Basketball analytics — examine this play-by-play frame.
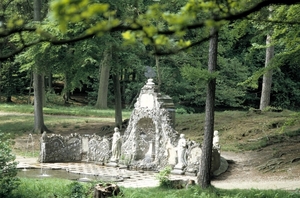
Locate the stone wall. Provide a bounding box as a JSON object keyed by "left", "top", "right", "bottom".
{"left": 40, "top": 132, "right": 111, "bottom": 163}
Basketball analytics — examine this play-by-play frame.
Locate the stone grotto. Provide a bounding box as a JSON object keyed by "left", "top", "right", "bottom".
{"left": 39, "top": 78, "right": 227, "bottom": 176}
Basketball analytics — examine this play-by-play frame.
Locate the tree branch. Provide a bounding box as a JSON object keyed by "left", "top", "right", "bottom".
{"left": 155, "top": 36, "right": 211, "bottom": 56}
{"left": 1, "top": 0, "right": 300, "bottom": 60}
{"left": 0, "top": 27, "right": 36, "bottom": 37}
{"left": 157, "top": 0, "right": 300, "bottom": 35}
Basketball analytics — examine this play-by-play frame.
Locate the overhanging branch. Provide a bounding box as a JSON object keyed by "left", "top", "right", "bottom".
{"left": 1, "top": 0, "right": 300, "bottom": 60}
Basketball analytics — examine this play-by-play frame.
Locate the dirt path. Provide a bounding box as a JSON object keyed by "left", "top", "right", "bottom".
{"left": 211, "top": 151, "right": 300, "bottom": 190}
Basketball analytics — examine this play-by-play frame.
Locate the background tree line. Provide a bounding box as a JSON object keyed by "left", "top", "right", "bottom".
{"left": 1, "top": 2, "right": 300, "bottom": 111}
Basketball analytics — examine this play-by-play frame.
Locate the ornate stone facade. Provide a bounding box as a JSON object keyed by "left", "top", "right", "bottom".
{"left": 40, "top": 133, "right": 110, "bottom": 164}
{"left": 39, "top": 79, "right": 224, "bottom": 175}
{"left": 120, "top": 79, "right": 178, "bottom": 170}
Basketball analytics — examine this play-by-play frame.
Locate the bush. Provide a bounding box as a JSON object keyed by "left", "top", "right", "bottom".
{"left": 68, "top": 181, "right": 87, "bottom": 198}
{"left": 176, "top": 108, "right": 188, "bottom": 114}
{"left": 156, "top": 166, "right": 172, "bottom": 188}
{"left": 0, "top": 133, "right": 20, "bottom": 197}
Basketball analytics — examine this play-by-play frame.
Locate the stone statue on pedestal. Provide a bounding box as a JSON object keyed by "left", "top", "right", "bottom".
{"left": 111, "top": 127, "right": 122, "bottom": 162}
{"left": 175, "top": 134, "right": 187, "bottom": 169}
{"left": 213, "top": 130, "right": 220, "bottom": 152}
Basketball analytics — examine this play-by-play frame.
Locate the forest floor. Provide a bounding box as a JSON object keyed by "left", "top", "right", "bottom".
{"left": 3, "top": 95, "right": 300, "bottom": 190}
{"left": 11, "top": 113, "right": 300, "bottom": 191}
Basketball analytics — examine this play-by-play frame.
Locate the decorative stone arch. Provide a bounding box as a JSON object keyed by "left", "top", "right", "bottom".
{"left": 120, "top": 79, "right": 178, "bottom": 169}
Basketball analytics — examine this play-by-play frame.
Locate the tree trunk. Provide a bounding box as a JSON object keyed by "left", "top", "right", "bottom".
{"left": 198, "top": 28, "right": 218, "bottom": 189}
{"left": 155, "top": 55, "right": 161, "bottom": 92}
{"left": 28, "top": 70, "right": 33, "bottom": 104}
{"left": 0, "top": 62, "right": 2, "bottom": 102}
{"left": 63, "top": 72, "right": 70, "bottom": 103}
{"left": 121, "top": 69, "right": 128, "bottom": 106}
{"left": 34, "top": 0, "right": 41, "bottom": 20}
{"left": 95, "top": 46, "right": 112, "bottom": 109}
{"left": 42, "top": 74, "right": 45, "bottom": 106}
{"left": 259, "top": 34, "right": 274, "bottom": 110}
{"left": 6, "top": 65, "right": 12, "bottom": 103}
{"left": 33, "top": 0, "right": 48, "bottom": 133}
{"left": 113, "top": 73, "right": 122, "bottom": 129}
{"left": 48, "top": 73, "right": 53, "bottom": 92}
{"left": 33, "top": 72, "right": 49, "bottom": 133}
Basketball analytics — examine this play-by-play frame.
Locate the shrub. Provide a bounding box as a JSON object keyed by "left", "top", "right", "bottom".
{"left": 0, "top": 133, "right": 20, "bottom": 197}
{"left": 68, "top": 181, "right": 86, "bottom": 198}
{"left": 176, "top": 108, "right": 188, "bottom": 114}
{"left": 156, "top": 166, "right": 172, "bottom": 188}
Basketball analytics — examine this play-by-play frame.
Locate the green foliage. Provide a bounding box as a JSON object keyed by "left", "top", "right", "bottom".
{"left": 122, "top": 185, "right": 298, "bottom": 198}
{"left": 11, "top": 178, "right": 74, "bottom": 198}
{"left": 68, "top": 181, "right": 87, "bottom": 198}
{"left": 181, "top": 64, "right": 219, "bottom": 83}
{"left": 0, "top": 133, "right": 20, "bottom": 197}
{"left": 176, "top": 107, "right": 188, "bottom": 114}
{"left": 262, "top": 106, "right": 283, "bottom": 112}
{"left": 45, "top": 91, "right": 66, "bottom": 106}
{"left": 0, "top": 61, "right": 30, "bottom": 101}
{"left": 156, "top": 166, "right": 172, "bottom": 187}
{"left": 281, "top": 112, "right": 300, "bottom": 133}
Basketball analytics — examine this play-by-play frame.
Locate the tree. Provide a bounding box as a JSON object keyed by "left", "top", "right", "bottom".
{"left": 33, "top": 0, "right": 49, "bottom": 133}
{"left": 113, "top": 72, "right": 122, "bottom": 128}
{"left": 259, "top": 33, "right": 274, "bottom": 110}
{"left": 95, "top": 43, "right": 112, "bottom": 109}
{"left": 1, "top": 0, "right": 299, "bottom": 61}
{"left": 259, "top": 7, "right": 274, "bottom": 110}
{"left": 198, "top": 28, "right": 218, "bottom": 188}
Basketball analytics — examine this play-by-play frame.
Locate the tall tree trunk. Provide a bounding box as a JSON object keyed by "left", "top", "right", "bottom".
{"left": 95, "top": 46, "right": 112, "bottom": 109}
{"left": 121, "top": 69, "right": 129, "bottom": 107}
{"left": 113, "top": 73, "right": 122, "bottom": 129}
{"left": 6, "top": 65, "right": 12, "bottom": 103}
{"left": 28, "top": 70, "right": 33, "bottom": 104}
{"left": 42, "top": 74, "right": 45, "bottom": 106}
{"left": 33, "top": 73, "right": 48, "bottom": 133}
{"left": 33, "top": 0, "right": 48, "bottom": 133}
{"left": 0, "top": 62, "right": 2, "bottom": 102}
{"left": 63, "top": 72, "right": 70, "bottom": 103}
{"left": 48, "top": 73, "right": 53, "bottom": 92}
{"left": 155, "top": 55, "right": 161, "bottom": 92}
{"left": 259, "top": 33, "right": 274, "bottom": 110}
{"left": 198, "top": 28, "right": 218, "bottom": 189}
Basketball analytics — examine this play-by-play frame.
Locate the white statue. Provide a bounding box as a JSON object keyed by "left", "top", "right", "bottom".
{"left": 213, "top": 130, "right": 220, "bottom": 151}
{"left": 111, "top": 127, "right": 122, "bottom": 161}
{"left": 175, "top": 134, "right": 187, "bottom": 169}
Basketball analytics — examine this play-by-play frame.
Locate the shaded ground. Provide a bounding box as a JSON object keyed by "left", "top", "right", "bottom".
{"left": 11, "top": 117, "right": 300, "bottom": 190}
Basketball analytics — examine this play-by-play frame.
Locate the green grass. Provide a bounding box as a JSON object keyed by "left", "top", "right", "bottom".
{"left": 1, "top": 103, "right": 300, "bottom": 152}
{"left": 176, "top": 109, "right": 300, "bottom": 152}
{"left": 0, "top": 104, "right": 131, "bottom": 137}
{"left": 0, "top": 115, "right": 34, "bottom": 136}
{"left": 0, "top": 114, "right": 115, "bottom": 137}
{"left": 11, "top": 178, "right": 75, "bottom": 198}
{"left": 0, "top": 103, "right": 132, "bottom": 117}
{"left": 10, "top": 178, "right": 300, "bottom": 198}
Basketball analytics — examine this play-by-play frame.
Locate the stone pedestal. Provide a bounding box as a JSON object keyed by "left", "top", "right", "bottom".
{"left": 106, "top": 160, "right": 119, "bottom": 167}
{"left": 171, "top": 167, "right": 185, "bottom": 175}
